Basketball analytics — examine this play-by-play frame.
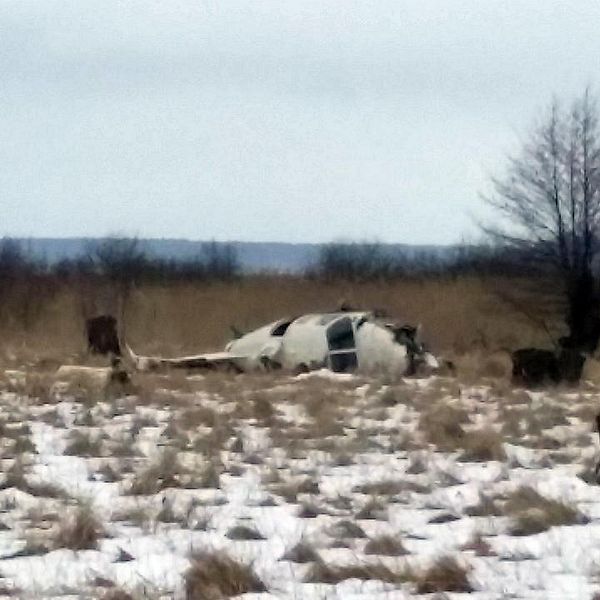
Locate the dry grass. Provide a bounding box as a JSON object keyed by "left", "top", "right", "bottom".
{"left": 354, "top": 479, "right": 430, "bottom": 496}
{"left": 0, "top": 275, "right": 554, "bottom": 364}
{"left": 459, "top": 428, "right": 506, "bottom": 462}
{"left": 418, "top": 403, "right": 469, "bottom": 452}
{"left": 327, "top": 519, "right": 367, "bottom": 539}
{"left": 184, "top": 551, "right": 266, "bottom": 598}
{"left": 503, "top": 486, "right": 587, "bottom": 535}
{"left": 0, "top": 459, "right": 67, "bottom": 498}
{"left": 306, "top": 558, "right": 412, "bottom": 585}
{"left": 53, "top": 503, "right": 106, "bottom": 550}
{"left": 64, "top": 430, "right": 103, "bottom": 457}
{"left": 355, "top": 497, "right": 387, "bottom": 520}
{"left": 364, "top": 535, "right": 408, "bottom": 556}
{"left": 270, "top": 476, "right": 320, "bottom": 503}
{"left": 282, "top": 540, "right": 320, "bottom": 563}
{"left": 413, "top": 556, "right": 472, "bottom": 594}
{"left": 127, "top": 450, "right": 183, "bottom": 495}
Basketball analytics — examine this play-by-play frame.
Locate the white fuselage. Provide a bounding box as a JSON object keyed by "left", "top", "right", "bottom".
{"left": 226, "top": 312, "right": 419, "bottom": 376}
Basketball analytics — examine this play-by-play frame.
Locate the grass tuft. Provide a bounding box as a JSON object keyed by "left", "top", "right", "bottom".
{"left": 53, "top": 503, "right": 106, "bottom": 551}
{"left": 504, "top": 486, "right": 587, "bottom": 535}
{"left": 414, "top": 556, "right": 472, "bottom": 594}
{"left": 364, "top": 535, "right": 408, "bottom": 556}
{"left": 184, "top": 551, "right": 266, "bottom": 598}
{"left": 306, "top": 558, "right": 411, "bottom": 585}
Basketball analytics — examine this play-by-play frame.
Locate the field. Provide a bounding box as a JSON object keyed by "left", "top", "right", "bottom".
{"left": 1, "top": 363, "right": 600, "bottom": 599}
{"left": 0, "top": 275, "right": 558, "bottom": 365}
{"left": 2, "top": 275, "right": 598, "bottom": 599}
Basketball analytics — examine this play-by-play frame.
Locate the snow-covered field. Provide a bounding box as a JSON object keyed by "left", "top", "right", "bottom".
{"left": 1, "top": 367, "right": 600, "bottom": 599}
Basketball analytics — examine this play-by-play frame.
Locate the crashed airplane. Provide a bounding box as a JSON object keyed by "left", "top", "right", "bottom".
{"left": 126, "top": 311, "right": 438, "bottom": 376}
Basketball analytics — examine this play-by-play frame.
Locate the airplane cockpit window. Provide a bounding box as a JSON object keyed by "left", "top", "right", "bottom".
{"left": 327, "top": 317, "right": 356, "bottom": 350}
{"left": 326, "top": 317, "right": 358, "bottom": 372}
{"left": 271, "top": 319, "right": 295, "bottom": 337}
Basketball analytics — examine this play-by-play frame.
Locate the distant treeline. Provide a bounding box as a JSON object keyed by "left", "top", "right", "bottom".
{"left": 0, "top": 236, "right": 534, "bottom": 285}
{"left": 0, "top": 237, "right": 241, "bottom": 283}
{"left": 307, "top": 241, "right": 537, "bottom": 281}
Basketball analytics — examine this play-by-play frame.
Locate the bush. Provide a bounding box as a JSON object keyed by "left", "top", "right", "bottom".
{"left": 505, "top": 486, "right": 588, "bottom": 535}
{"left": 414, "top": 556, "right": 472, "bottom": 594}
{"left": 53, "top": 504, "right": 106, "bottom": 550}
{"left": 184, "top": 551, "right": 266, "bottom": 598}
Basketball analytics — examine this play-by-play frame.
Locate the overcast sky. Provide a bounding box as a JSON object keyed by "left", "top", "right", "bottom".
{"left": 1, "top": 1, "right": 599, "bottom": 244}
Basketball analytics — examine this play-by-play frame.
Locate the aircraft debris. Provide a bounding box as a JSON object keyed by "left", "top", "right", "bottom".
{"left": 125, "top": 311, "right": 438, "bottom": 377}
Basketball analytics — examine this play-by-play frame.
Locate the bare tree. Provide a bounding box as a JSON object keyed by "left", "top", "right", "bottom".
{"left": 85, "top": 236, "right": 148, "bottom": 332}
{"left": 486, "top": 88, "right": 600, "bottom": 351}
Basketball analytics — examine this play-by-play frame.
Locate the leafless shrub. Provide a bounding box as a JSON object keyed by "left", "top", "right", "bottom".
{"left": 53, "top": 503, "right": 106, "bottom": 550}
{"left": 184, "top": 551, "right": 266, "bottom": 598}
{"left": 364, "top": 535, "right": 408, "bottom": 556}
{"left": 504, "top": 486, "right": 587, "bottom": 535}
{"left": 414, "top": 556, "right": 472, "bottom": 593}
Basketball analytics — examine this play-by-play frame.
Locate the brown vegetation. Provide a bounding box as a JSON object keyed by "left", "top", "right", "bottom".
{"left": 53, "top": 504, "right": 106, "bottom": 550}
{"left": 306, "top": 559, "right": 411, "bottom": 585}
{"left": 414, "top": 556, "right": 472, "bottom": 593}
{"left": 184, "top": 551, "right": 266, "bottom": 598}
{"left": 0, "top": 275, "right": 556, "bottom": 365}
{"left": 503, "top": 486, "right": 587, "bottom": 535}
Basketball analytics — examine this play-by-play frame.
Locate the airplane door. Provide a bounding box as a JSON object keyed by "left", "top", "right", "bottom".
{"left": 326, "top": 317, "right": 358, "bottom": 372}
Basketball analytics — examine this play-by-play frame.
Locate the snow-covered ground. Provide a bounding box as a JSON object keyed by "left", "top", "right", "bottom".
{"left": 1, "top": 368, "right": 600, "bottom": 599}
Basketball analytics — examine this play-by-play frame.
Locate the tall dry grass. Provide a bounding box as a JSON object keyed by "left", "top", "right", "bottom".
{"left": 0, "top": 275, "right": 558, "bottom": 364}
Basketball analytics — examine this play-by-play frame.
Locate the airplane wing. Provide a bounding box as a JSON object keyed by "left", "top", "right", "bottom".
{"left": 124, "top": 345, "right": 247, "bottom": 372}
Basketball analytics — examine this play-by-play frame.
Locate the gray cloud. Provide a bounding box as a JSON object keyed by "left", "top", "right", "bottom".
{"left": 1, "top": 1, "right": 600, "bottom": 243}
